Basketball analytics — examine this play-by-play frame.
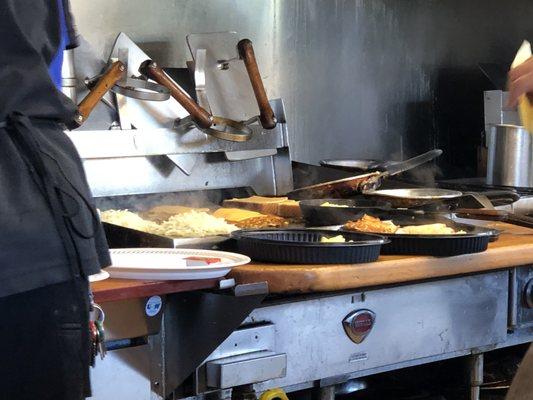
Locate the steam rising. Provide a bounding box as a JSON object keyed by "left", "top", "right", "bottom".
{"left": 94, "top": 188, "right": 252, "bottom": 214}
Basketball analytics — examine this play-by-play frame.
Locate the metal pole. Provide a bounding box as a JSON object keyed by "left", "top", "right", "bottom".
{"left": 319, "top": 386, "right": 336, "bottom": 400}
{"left": 469, "top": 353, "right": 484, "bottom": 400}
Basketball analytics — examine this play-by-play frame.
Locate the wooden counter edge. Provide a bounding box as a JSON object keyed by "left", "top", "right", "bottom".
{"left": 229, "top": 241, "right": 533, "bottom": 294}
{"left": 91, "top": 278, "right": 219, "bottom": 303}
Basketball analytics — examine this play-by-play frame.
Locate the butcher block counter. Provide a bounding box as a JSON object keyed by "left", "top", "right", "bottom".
{"left": 91, "top": 278, "right": 219, "bottom": 303}
{"left": 91, "top": 222, "right": 533, "bottom": 301}
{"left": 229, "top": 222, "right": 533, "bottom": 294}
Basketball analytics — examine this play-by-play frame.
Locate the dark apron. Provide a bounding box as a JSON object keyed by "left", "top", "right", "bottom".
{"left": 0, "top": 113, "right": 105, "bottom": 398}
{"left": 0, "top": 113, "right": 110, "bottom": 297}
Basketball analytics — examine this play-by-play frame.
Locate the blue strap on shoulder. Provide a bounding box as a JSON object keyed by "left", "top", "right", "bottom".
{"left": 48, "top": 0, "right": 68, "bottom": 89}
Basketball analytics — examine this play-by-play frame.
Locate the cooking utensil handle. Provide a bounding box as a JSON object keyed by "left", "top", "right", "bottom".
{"left": 237, "top": 39, "right": 277, "bottom": 130}
{"left": 455, "top": 208, "right": 533, "bottom": 229}
{"left": 454, "top": 208, "right": 507, "bottom": 221}
{"left": 76, "top": 61, "right": 125, "bottom": 125}
{"left": 385, "top": 149, "right": 443, "bottom": 176}
{"left": 505, "top": 213, "right": 533, "bottom": 229}
{"left": 139, "top": 60, "right": 213, "bottom": 129}
{"left": 476, "top": 190, "right": 521, "bottom": 206}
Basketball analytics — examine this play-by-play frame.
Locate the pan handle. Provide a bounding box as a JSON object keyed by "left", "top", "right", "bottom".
{"left": 454, "top": 208, "right": 507, "bottom": 221}
{"left": 384, "top": 149, "right": 443, "bottom": 177}
{"left": 76, "top": 61, "right": 125, "bottom": 126}
{"left": 505, "top": 213, "right": 533, "bottom": 230}
{"left": 139, "top": 60, "right": 213, "bottom": 129}
{"left": 475, "top": 190, "right": 521, "bottom": 206}
{"left": 237, "top": 39, "right": 277, "bottom": 130}
{"left": 455, "top": 208, "right": 533, "bottom": 229}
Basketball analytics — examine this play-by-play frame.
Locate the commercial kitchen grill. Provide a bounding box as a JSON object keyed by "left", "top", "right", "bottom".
{"left": 67, "top": 34, "right": 533, "bottom": 400}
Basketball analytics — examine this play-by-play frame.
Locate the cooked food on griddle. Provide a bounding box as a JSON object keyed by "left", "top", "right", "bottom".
{"left": 141, "top": 205, "right": 210, "bottom": 223}
{"left": 222, "top": 196, "right": 289, "bottom": 214}
{"left": 344, "top": 214, "right": 466, "bottom": 235}
{"left": 100, "top": 209, "right": 163, "bottom": 235}
{"left": 100, "top": 209, "right": 237, "bottom": 238}
{"left": 234, "top": 215, "right": 289, "bottom": 229}
{"left": 212, "top": 208, "right": 263, "bottom": 222}
{"left": 344, "top": 214, "right": 398, "bottom": 234}
{"left": 222, "top": 196, "right": 302, "bottom": 218}
{"left": 156, "top": 210, "right": 238, "bottom": 238}
{"left": 320, "top": 202, "right": 349, "bottom": 208}
{"left": 212, "top": 208, "right": 289, "bottom": 229}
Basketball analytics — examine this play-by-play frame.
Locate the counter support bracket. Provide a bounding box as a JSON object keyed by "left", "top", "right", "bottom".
{"left": 156, "top": 287, "right": 268, "bottom": 398}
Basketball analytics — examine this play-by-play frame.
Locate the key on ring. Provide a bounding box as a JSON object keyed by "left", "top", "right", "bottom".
{"left": 91, "top": 303, "right": 107, "bottom": 360}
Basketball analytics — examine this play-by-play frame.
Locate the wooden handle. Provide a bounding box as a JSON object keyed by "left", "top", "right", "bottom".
{"left": 139, "top": 60, "right": 213, "bottom": 129}
{"left": 454, "top": 209, "right": 506, "bottom": 220}
{"left": 237, "top": 39, "right": 276, "bottom": 129}
{"left": 77, "top": 61, "right": 125, "bottom": 125}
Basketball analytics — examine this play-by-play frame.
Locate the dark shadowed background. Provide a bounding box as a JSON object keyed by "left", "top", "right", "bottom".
{"left": 71, "top": 0, "right": 533, "bottom": 178}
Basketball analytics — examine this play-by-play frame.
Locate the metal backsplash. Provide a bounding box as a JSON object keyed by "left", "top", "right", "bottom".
{"left": 71, "top": 0, "right": 533, "bottom": 178}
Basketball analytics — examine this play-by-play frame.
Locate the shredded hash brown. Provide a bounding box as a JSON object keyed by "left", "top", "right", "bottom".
{"left": 344, "top": 214, "right": 398, "bottom": 234}
{"left": 235, "top": 215, "right": 289, "bottom": 229}
{"left": 344, "top": 214, "right": 466, "bottom": 235}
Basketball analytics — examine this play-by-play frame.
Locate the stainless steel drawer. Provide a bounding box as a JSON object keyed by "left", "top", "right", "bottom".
{"left": 206, "top": 351, "right": 287, "bottom": 389}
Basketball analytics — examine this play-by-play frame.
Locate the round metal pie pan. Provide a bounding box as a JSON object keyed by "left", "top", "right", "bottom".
{"left": 340, "top": 217, "right": 500, "bottom": 257}
{"left": 230, "top": 229, "right": 389, "bottom": 264}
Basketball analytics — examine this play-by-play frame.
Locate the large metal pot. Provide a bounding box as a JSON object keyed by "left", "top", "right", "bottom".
{"left": 486, "top": 124, "right": 533, "bottom": 187}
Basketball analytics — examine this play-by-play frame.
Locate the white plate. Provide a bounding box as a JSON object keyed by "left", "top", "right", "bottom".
{"left": 172, "top": 236, "right": 229, "bottom": 249}
{"left": 89, "top": 270, "right": 110, "bottom": 282}
{"left": 107, "top": 248, "right": 250, "bottom": 280}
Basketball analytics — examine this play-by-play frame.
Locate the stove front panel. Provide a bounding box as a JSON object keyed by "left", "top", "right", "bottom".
{"left": 244, "top": 271, "right": 508, "bottom": 391}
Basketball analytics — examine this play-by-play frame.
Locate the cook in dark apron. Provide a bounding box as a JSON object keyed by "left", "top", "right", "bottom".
{"left": 0, "top": 1, "right": 111, "bottom": 399}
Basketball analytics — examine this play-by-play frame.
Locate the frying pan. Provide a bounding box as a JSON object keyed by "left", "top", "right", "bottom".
{"left": 299, "top": 198, "right": 396, "bottom": 226}
{"left": 320, "top": 159, "right": 396, "bottom": 173}
{"left": 365, "top": 188, "right": 463, "bottom": 208}
{"left": 367, "top": 189, "right": 533, "bottom": 229}
{"left": 287, "top": 149, "right": 443, "bottom": 200}
{"left": 139, "top": 60, "right": 252, "bottom": 142}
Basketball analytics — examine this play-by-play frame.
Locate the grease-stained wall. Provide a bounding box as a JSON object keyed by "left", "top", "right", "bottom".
{"left": 71, "top": 0, "right": 533, "bottom": 177}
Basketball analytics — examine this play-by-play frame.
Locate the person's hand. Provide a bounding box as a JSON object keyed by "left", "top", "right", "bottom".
{"left": 508, "top": 57, "right": 533, "bottom": 107}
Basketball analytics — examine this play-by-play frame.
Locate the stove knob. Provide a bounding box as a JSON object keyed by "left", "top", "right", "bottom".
{"left": 342, "top": 309, "right": 376, "bottom": 344}
{"left": 525, "top": 279, "right": 533, "bottom": 309}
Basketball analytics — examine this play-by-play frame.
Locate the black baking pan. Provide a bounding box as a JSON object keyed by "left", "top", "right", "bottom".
{"left": 103, "top": 222, "right": 232, "bottom": 249}
{"left": 230, "top": 229, "right": 389, "bottom": 264}
{"left": 339, "top": 215, "right": 500, "bottom": 257}
{"left": 103, "top": 222, "right": 175, "bottom": 248}
{"left": 299, "top": 198, "right": 407, "bottom": 226}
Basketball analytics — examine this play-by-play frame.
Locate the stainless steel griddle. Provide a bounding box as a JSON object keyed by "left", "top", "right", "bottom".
{"left": 69, "top": 32, "right": 533, "bottom": 400}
